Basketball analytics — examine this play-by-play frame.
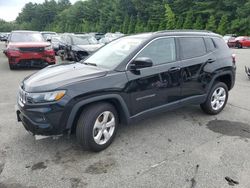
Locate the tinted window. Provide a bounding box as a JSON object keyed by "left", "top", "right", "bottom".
{"left": 137, "top": 38, "right": 176, "bottom": 65}
{"left": 213, "top": 37, "right": 229, "bottom": 50}
{"left": 179, "top": 37, "right": 206, "bottom": 59}
{"left": 10, "top": 32, "right": 44, "bottom": 42}
{"left": 204, "top": 38, "right": 216, "bottom": 52}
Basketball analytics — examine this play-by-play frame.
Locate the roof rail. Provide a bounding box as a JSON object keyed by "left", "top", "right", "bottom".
{"left": 155, "top": 29, "right": 214, "bottom": 34}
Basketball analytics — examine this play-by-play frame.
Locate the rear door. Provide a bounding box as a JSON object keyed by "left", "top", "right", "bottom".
{"left": 178, "top": 37, "right": 215, "bottom": 100}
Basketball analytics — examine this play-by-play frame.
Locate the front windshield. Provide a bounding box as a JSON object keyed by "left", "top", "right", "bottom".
{"left": 42, "top": 33, "right": 56, "bottom": 39}
{"left": 72, "top": 36, "right": 90, "bottom": 45}
{"left": 10, "top": 32, "right": 45, "bottom": 42}
{"left": 76, "top": 35, "right": 98, "bottom": 44}
{"left": 84, "top": 35, "right": 149, "bottom": 69}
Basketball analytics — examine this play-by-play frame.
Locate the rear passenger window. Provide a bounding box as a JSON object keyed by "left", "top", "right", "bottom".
{"left": 179, "top": 37, "right": 206, "bottom": 59}
{"left": 204, "top": 38, "right": 216, "bottom": 52}
{"left": 137, "top": 38, "right": 176, "bottom": 65}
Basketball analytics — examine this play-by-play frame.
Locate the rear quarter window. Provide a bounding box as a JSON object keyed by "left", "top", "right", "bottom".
{"left": 213, "top": 37, "right": 229, "bottom": 50}
{"left": 204, "top": 38, "right": 216, "bottom": 52}
{"left": 179, "top": 37, "right": 206, "bottom": 59}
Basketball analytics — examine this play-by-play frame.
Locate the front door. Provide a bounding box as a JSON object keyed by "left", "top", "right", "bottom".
{"left": 125, "top": 37, "right": 181, "bottom": 116}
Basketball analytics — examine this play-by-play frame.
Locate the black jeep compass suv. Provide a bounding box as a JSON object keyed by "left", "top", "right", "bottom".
{"left": 16, "top": 30, "right": 236, "bottom": 151}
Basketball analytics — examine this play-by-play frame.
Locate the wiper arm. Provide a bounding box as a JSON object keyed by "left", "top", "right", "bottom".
{"left": 82, "top": 62, "right": 97, "bottom": 67}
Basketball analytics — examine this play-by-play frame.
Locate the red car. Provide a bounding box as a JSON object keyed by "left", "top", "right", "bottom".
{"left": 227, "top": 36, "right": 250, "bottom": 48}
{"left": 4, "top": 31, "right": 56, "bottom": 70}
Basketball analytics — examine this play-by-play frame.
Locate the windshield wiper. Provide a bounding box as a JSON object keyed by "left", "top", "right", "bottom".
{"left": 82, "top": 62, "right": 97, "bottom": 67}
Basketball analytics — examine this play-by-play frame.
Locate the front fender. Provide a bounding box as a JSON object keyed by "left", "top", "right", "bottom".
{"left": 65, "top": 94, "right": 130, "bottom": 129}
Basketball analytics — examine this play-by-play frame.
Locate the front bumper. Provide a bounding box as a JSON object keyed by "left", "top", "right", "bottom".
{"left": 6, "top": 50, "right": 55, "bottom": 67}
{"left": 227, "top": 42, "right": 236, "bottom": 48}
{"left": 16, "top": 100, "right": 65, "bottom": 136}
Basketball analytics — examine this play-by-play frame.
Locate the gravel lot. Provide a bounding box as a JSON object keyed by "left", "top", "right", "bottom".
{"left": 0, "top": 41, "right": 250, "bottom": 188}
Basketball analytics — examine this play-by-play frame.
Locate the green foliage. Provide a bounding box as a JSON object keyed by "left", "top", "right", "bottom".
{"left": 0, "top": 19, "right": 19, "bottom": 32}
{"left": 135, "top": 15, "right": 144, "bottom": 33}
{"left": 128, "top": 16, "right": 136, "bottom": 34}
{"left": 217, "top": 15, "right": 228, "bottom": 35}
{"left": 0, "top": 0, "right": 249, "bottom": 35}
{"left": 193, "top": 15, "right": 203, "bottom": 30}
{"left": 206, "top": 15, "right": 217, "bottom": 31}
{"left": 165, "top": 4, "right": 176, "bottom": 29}
{"left": 176, "top": 16, "right": 184, "bottom": 29}
{"left": 183, "top": 11, "right": 194, "bottom": 29}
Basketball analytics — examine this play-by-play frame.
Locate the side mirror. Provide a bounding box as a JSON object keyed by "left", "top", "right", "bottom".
{"left": 46, "top": 38, "right": 51, "bottom": 42}
{"left": 129, "top": 57, "right": 153, "bottom": 70}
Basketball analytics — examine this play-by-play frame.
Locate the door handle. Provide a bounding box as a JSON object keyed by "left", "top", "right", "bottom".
{"left": 169, "top": 67, "right": 181, "bottom": 72}
{"left": 206, "top": 58, "right": 216, "bottom": 64}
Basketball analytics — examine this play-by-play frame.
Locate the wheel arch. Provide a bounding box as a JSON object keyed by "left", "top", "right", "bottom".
{"left": 209, "top": 70, "right": 234, "bottom": 92}
{"left": 66, "top": 94, "right": 130, "bottom": 131}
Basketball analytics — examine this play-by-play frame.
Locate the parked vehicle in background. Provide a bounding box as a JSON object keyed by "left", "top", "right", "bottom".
{"left": 223, "top": 34, "right": 237, "bottom": 47}
{"left": 16, "top": 30, "right": 236, "bottom": 151}
{"left": 4, "top": 30, "right": 56, "bottom": 70}
{"left": 89, "top": 32, "right": 105, "bottom": 41}
{"left": 59, "top": 33, "right": 103, "bottom": 61}
{"left": 228, "top": 36, "right": 250, "bottom": 48}
{"left": 94, "top": 33, "right": 105, "bottom": 41}
{"left": 99, "top": 32, "right": 124, "bottom": 44}
{"left": 40, "top": 31, "right": 57, "bottom": 41}
{"left": 0, "top": 32, "right": 10, "bottom": 41}
{"left": 50, "top": 36, "right": 62, "bottom": 55}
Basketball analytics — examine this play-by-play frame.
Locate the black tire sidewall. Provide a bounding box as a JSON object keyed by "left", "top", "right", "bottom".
{"left": 77, "top": 103, "right": 118, "bottom": 152}
{"left": 236, "top": 42, "right": 242, "bottom": 48}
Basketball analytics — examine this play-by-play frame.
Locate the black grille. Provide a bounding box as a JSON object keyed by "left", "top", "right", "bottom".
{"left": 19, "top": 47, "right": 44, "bottom": 52}
{"left": 18, "top": 59, "right": 48, "bottom": 68}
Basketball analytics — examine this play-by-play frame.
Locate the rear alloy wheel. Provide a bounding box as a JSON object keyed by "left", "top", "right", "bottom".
{"left": 200, "top": 82, "right": 228, "bottom": 115}
{"left": 76, "top": 103, "right": 118, "bottom": 152}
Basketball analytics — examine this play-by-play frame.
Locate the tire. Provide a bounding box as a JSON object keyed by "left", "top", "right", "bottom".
{"left": 200, "top": 82, "right": 228, "bottom": 115}
{"left": 236, "top": 42, "right": 242, "bottom": 49}
{"left": 76, "top": 102, "right": 118, "bottom": 152}
{"left": 9, "top": 63, "right": 16, "bottom": 70}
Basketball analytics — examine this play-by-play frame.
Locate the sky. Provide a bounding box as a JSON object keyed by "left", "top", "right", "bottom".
{"left": 0, "top": 0, "right": 79, "bottom": 22}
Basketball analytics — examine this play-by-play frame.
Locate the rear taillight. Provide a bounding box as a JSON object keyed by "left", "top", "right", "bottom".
{"left": 232, "top": 54, "right": 236, "bottom": 64}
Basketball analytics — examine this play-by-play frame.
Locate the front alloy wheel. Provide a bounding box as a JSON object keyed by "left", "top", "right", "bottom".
{"left": 93, "top": 111, "right": 115, "bottom": 145}
{"left": 76, "top": 103, "right": 118, "bottom": 152}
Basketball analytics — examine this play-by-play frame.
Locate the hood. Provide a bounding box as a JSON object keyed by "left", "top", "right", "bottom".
{"left": 8, "top": 42, "right": 51, "bottom": 48}
{"left": 23, "top": 62, "right": 108, "bottom": 92}
{"left": 75, "top": 44, "right": 103, "bottom": 52}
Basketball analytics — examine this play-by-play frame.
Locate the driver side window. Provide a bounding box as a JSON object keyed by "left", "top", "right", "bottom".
{"left": 136, "top": 38, "right": 176, "bottom": 65}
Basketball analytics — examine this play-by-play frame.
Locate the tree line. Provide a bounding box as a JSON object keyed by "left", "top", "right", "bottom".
{"left": 0, "top": 0, "right": 250, "bottom": 35}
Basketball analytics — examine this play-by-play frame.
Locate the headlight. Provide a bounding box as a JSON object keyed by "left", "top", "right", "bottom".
{"left": 8, "top": 46, "right": 19, "bottom": 51}
{"left": 27, "top": 90, "right": 66, "bottom": 103}
{"left": 44, "top": 45, "right": 52, "bottom": 51}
